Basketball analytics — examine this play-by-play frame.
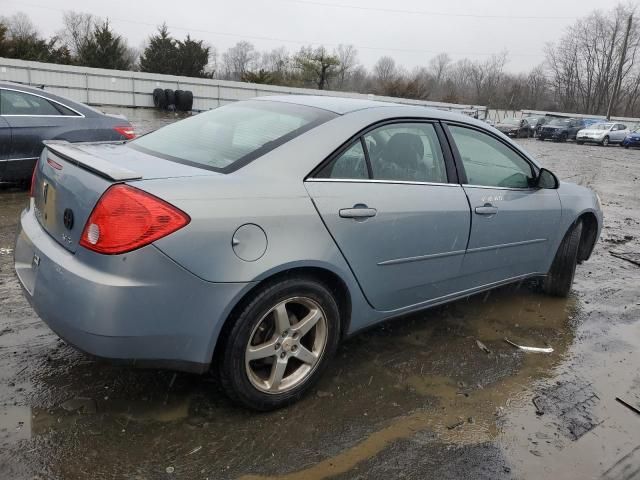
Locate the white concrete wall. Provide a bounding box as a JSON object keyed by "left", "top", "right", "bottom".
{"left": 0, "top": 57, "right": 486, "bottom": 115}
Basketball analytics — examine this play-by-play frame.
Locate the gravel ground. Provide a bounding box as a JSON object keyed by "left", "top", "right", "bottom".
{"left": 0, "top": 111, "right": 638, "bottom": 479}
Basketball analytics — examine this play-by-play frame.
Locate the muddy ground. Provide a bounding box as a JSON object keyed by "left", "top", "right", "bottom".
{"left": 0, "top": 110, "right": 639, "bottom": 479}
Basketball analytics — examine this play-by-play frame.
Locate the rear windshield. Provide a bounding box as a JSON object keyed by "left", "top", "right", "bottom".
{"left": 129, "top": 100, "right": 336, "bottom": 172}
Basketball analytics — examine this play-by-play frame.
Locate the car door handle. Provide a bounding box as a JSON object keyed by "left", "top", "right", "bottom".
{"left": 474, "top": 205, "right": 498, "bottom": 215}
{"left": 339, "top": 205, "right": 377, "bottom": 219}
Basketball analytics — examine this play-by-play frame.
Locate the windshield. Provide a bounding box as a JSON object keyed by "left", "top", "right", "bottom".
{"left": 130, "top": 100, "right": 336, "bottom": 172}
{"left": 549, "top": 118, "right": 571, "bottom": 126}
{"left": 501, "top": 117, "right": 520, "bottom": 125}
{"left": 589, "top": 123, "right": 613, "bottom": 130}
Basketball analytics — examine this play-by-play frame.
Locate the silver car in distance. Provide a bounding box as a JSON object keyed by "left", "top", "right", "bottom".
{"left": 14, "top": 96, "right": 602, "bottom": 410}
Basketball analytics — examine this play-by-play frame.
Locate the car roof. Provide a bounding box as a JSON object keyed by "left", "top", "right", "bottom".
{"left": 254, "top": 94, "right": 488, "bottom": 127}
{"left": 255, "top": 94, "right": 401, "bottom": 114}
{"left": 0, "top": 81, "right": 99, "bottom": 115}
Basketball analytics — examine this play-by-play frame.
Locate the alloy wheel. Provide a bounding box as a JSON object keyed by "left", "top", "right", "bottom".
{"left": 245, "top": 297, "right": 328, "bottom": 394}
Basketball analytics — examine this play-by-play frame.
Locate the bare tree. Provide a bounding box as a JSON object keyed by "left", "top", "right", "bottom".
{"left": 4, "top": 12, "right": 38, "bottom": 40}
{"left": 336, "top": 44, "right": 358, "bottom": 89}
{"left": 60, "top": 11, "right": 95, "bottom": 57}
{"left": 374, "top": 56, "right": 397, "bottom": 84}
{"left": 222, "top": 41, "right": 259, "bottom": 80}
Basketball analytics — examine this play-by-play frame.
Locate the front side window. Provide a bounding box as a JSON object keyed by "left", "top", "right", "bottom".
{"left": 364, "top": 123, "right": 448, "bottom": 183}
{"left": 316, "top": 140, "right": 368, "bottom": 179}
{"left": 449, "top": 125, "right": 534, "bottom": 189}
{"left": 0, "top": 89, "right": 71, "bottom": 116}
{"left": 130, "top": 100, "right": 336, "bottom": 172}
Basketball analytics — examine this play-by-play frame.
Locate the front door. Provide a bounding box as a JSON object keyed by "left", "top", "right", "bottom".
{"left": 306, "top": 122, "right": 470, "bottom": 311}
{"left": 445, "top": 124, "right": 562, "bottom": 288}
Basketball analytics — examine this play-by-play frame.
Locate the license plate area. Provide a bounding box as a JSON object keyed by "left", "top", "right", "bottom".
{"left": 14, "top": 231, "right": 38, "bottom": 296}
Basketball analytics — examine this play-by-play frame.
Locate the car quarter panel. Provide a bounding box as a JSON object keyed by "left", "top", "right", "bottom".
{"left": 15, "top": 205, "right": 254, "bottom": 369}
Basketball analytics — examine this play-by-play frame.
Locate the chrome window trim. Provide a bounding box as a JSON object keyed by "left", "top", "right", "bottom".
{"left": 2, "top": 156, "right": 39, "bottom": 162}
{"left": 0, "top": 87, "right": 85, "bottom": 118}
{"left": 462, "top": 183, "right": 537, "bottom": 192}
{"left": 305, "top": 178, "right": 459, "bottom": 187}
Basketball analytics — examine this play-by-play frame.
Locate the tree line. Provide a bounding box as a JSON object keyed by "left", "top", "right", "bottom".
{"left": 0, "top": 4, "right": 638, "bottom": 117}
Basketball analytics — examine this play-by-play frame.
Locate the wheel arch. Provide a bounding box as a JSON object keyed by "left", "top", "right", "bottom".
{"left": 211, "top": 264, "right": 353, "bottom": 365}
{"left": 576, "top": 211, "right": 599, "bottom": 263}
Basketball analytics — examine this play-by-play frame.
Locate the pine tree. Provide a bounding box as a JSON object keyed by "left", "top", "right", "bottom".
{"left": 175, "top": 35, "right": 211, "bottom": 77}
{"left": 139, "top": 24, "right": 178, "bottom": 75}
{"left": 77, "top": 20, "right": 131, "bottom": 70}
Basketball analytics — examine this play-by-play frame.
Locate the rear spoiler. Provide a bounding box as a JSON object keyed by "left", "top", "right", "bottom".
{"left": 43, "top": 141, "right": 142, "bottom": 182}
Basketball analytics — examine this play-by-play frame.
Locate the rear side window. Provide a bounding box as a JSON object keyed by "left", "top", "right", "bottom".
{"left": 0, "top": 89, "right": 72, "bottom": 116}
{"left": 449, "top": 125, "right": 534, "bottom": 189}
{"left": 365, "top": 123, "right": 447, "bottom": 183}
{"left": 130, "top": 100, "right": 336, "bottom": 173}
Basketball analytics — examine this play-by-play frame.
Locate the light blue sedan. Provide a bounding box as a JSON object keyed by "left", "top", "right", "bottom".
{"left": 14, "top": 96, "right": 602, "bottom": 410}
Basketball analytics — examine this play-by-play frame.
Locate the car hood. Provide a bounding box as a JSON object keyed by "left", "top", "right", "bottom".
{"left": 496, "top": 123, "right": 520, "bottom": 129}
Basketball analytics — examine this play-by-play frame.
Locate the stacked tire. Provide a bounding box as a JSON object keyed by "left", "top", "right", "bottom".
{"left": 152, "top": 88, "right": 193, "bottom": 111}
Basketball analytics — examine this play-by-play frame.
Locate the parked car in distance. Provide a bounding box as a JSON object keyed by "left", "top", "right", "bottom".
{"left": 0, "top": 82, "right": 135, "bottom": 183}
{"left": 622, "top": 127, "right": 640, "bottom": 148}
{"left": 495, "top": 117, "right": 531, "bottom": 138}
{"left": 523, "top": 116, "right": 549, "bottom": 137}
{"left": 538, "top": 117, "right": 588, "bottom": 142}
{"left": 14, "top": 96, "right": 602, "bottom": 410}
{"left": 576, "top": 122, "right": 629, "bottom": 146}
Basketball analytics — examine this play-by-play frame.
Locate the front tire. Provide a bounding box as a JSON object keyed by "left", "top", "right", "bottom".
{"left": 543, "top": 221, "right": 583, "bottom": 297}
{"left": 218, "top": 276, "right": 341, "bottom": 410}
{"left": 602, "top": 136, "right": 609, "bottom": 147}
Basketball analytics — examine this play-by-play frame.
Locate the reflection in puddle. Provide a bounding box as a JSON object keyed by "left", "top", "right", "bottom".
{"left": 1, "top": 285, "right": 579, "bottom": 479}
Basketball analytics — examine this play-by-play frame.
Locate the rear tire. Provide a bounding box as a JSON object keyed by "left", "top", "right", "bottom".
{"left": 154, "top": 88, "right": 168, "bottom": 109}
{"left": 174, "top": 89, "right": 184, "bottom": 110}
{"left": 164, "top": 89, "right": 175, "bottom": 109}
{"left": 218, "top": 276, "right": 341, "bottom": 410}
{"left": 560, "top": 132, "right": 568, "bottom": 142}
{"left": 542, "top": 220, "right": 583, "bottom": 297}
{"left": 178, "top": 90, "right": 193, "bottom": 111}
{"left": 152, "top": 88, "right": 164, "bottom": 107}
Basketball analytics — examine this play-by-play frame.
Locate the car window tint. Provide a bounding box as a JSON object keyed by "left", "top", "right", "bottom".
{"left": 449, "top": 125, "right": 534, "bottom": 189}
{"left": 130, "top": 100, "right": 335, "bottom": 172}
{"left": 52, "top": 102, "right": 81, "bottom": 116}
{"left": 0, "top": 90, "right": 61, "bottom": 115}
{"left": 364, "top": 123, "right": 447, "bottom": 183}
{"left": 316, "top": 140, "right": 368, "bottom": 179}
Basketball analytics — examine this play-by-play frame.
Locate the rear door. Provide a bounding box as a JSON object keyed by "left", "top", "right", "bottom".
{"left": 612, "top": 124, "right": 628, "bottom": 142}
{"left": 0, "top": 116, "right": 10, "bottom": 181}
{"left": 444, "top": 123, "right": 561, "bottom": 287}
{"left": 305, "top": 121, "right": 470, "bottom": 311}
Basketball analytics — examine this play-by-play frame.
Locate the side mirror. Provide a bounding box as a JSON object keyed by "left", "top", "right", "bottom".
{"left": 536, "top": 168, "right": 559, "bottom": 189}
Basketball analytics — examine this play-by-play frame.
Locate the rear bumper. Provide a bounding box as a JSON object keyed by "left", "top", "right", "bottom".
{"left": 14, "top": 206, "right": 253, "bottom": 373}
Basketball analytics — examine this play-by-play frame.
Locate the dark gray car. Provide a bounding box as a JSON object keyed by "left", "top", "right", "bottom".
{"left": 0, "top": 82, "right": 135, "bottom": 183}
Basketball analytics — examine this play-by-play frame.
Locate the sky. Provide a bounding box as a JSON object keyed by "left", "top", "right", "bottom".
{"left": 2, "top": 0, "right": 619, "bottom": 73}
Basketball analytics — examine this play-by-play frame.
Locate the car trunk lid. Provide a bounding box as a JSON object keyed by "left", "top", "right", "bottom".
{"left": 33, "top": 141, "right": 217, "bottom": 253}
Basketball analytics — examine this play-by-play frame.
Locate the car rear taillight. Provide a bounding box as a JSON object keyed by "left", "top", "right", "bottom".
{"left": 79, "top": 185, "right": 190, "bottom": 255}
{"left": 113, "top": 125, "right": 136, "bottom": 140}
